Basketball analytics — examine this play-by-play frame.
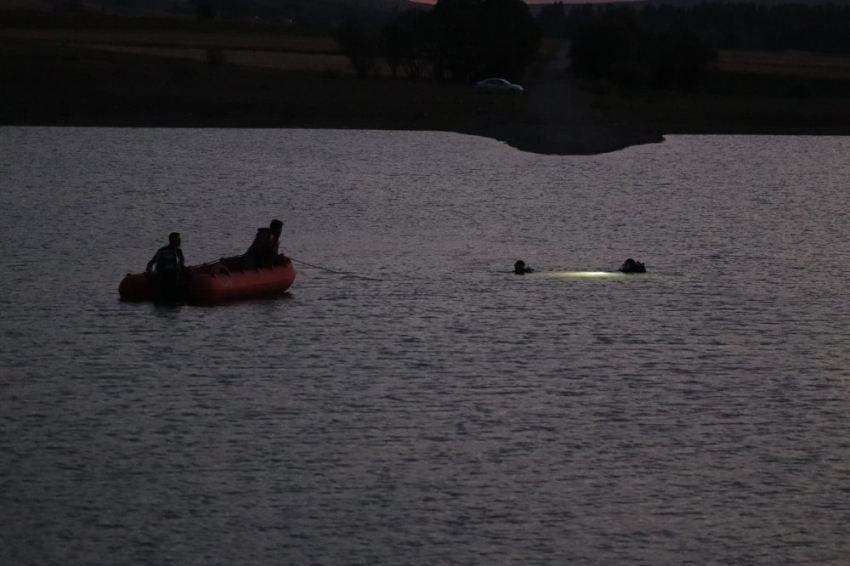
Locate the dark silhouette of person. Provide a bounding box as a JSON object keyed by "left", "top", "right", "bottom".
{"left": 243, "top": 219, "right": 287, "bottom": 269}
{"left": 147, "top": 232, "right": 186, "bottom": 276}
{"left": 146, "top": 232, "right": 190, "bottom": 298}
{"left": 514, "top": 260, "right": 534, "bottom": 274}
{"left": 618, "top": 258, "right": 646, "bottom": 273}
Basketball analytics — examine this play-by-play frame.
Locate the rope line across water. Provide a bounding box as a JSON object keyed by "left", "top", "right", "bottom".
{"left": 289, "top": 257, "right": 383, "bottom": 281}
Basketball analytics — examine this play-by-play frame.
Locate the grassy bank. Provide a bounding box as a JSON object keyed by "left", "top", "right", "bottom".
{"left": 3, "top": 14, "right": 850, "bottom": 154}
{"left": 0, "top": 38, "right": 527, "bottom": 132}
{"left": 588, "top": 53, "right": 850, "bottom": 137}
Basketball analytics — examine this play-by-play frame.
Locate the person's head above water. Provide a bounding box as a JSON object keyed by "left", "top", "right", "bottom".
{"left": 619, "top": 258, "right": 646, "bottom": 273}
{"left": 169, "top": 232, "right": 181, "bottom": 247}
{"left": 514, "top": 260, "right": 533, "bottom": 274}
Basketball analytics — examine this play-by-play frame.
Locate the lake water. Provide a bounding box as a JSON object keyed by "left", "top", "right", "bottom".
{"left": 1, "top": 127, "right": 849, "bottom": 565}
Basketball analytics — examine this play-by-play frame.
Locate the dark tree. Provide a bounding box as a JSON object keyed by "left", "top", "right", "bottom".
{"left": 570, "top": 9, "right": 649, "bottom": 82}
{"left": 570, "top": 6, "right": 717, "bottom": 91}
{"left": 382, "top": 9, "right": 431, "bottom": 80}
{"left": 564, "top": 3, "right": 598, "bottom": 40}
{"left": 537, "top": 2, "right": 567, "bottom": 38}
{"left": 197, "top": 1, "right": 217, "bottom": 21}
{"left": 430, "top": 0, "right": 541, "bottom": 83}
{"left": 335, "top": 18, "right": 380, "bottom": 80}
{"left": 478, "top": 0, "right": 541, "bottom": 81}
{"left": 430, "top": 0, "right": 480, "bottom": 81}
{"left": 652, "top": 33, "right": 717, "bottom": 92}
{"left": 382, "top": 21, "right": 407, "bottom": 79}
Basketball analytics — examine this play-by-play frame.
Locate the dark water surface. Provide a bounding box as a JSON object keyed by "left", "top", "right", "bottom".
{"left": 2, "top": 127, "right": 850, "bottom": 565}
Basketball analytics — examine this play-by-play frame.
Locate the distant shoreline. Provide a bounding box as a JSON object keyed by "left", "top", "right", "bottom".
{"left": 0, "top": 36, "right": 664, "bottom": 155}
{"left": 2, "top": 36, "right": 849, "bottom": 155}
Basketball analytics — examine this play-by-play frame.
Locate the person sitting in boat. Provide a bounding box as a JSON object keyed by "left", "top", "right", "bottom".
{"left": 618, "top": 258, "right": 646, "bottom": 273}
{"left": 146, "top": 232, "right": 186, "bottom": 277}
{"left": 145, "top": 232, "right": 191, "bottom": 299}
{"left": 514, "top": 260, "right": 534, "bottom": 275}
{"left": 243, "top": 219, "right": 287, "bottom": 269}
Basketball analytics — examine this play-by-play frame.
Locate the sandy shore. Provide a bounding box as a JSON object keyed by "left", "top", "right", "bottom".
{"left": 2, "top": 35, "right": 848, "bottom": 155}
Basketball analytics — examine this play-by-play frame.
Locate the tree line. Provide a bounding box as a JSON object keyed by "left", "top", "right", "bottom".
{"left": 537, "top": 2, "right": 850, "bottom": 91}
{"left": 335, "top": 0, "right": 541, "bottom": 82}
{"left": 539, "top": 2, "right": 850, "bottom": 53}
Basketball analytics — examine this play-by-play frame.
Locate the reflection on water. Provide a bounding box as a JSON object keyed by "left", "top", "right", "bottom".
{"left": 1, "top": 128, "right": 850, "bottom": 565}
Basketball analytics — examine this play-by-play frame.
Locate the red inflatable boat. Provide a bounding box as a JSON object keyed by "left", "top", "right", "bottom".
{"left": 119, "top": 255, "right": 296, "bottom": 304}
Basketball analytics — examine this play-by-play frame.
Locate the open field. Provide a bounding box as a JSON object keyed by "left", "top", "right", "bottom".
{"left": 597, "top": 63, "right": 850, "bottom": 137}
{"left": 585, "top": 48, "right": 850, "bottom": 137}
{"left": 80, "top": 44, "right": 352, "bottom": 73}
{"left": 611, "top": 90, "right": 850, "bottom": 135}
{"left": 0, "top": 26, "right": 364, "bottom": 75}
{"left": 0, "top": 27, "right": 339, "bottom": 52}
{"left": 0, "top": 38, "right": 526, "bottom": 129}
{"left": 718, "top": 50, "right": 850, "bottom": 81}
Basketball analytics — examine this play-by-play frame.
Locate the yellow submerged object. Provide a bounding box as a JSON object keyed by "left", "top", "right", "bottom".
{"left": 544, "top": 271, "right": 627, "bottom": 279}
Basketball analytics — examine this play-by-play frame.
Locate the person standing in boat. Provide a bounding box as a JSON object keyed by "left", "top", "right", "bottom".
{"left": 243, "top": 219, "right": 287, "bottom": 269}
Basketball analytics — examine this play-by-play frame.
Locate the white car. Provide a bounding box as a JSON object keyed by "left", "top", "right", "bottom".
{"left": 475, "top": 78, "right": 524, "bottom": 94}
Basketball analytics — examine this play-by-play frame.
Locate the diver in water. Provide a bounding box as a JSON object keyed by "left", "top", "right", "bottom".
{"left": 514, "top": 260, "right": 534, "bottom": 275}
{"left": 618, "top": 258, "right": 646, "bottom": 273}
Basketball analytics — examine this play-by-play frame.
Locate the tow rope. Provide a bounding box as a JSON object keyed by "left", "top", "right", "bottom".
{"left": 289, "top": 257, "right": 383, "bottom": 281}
